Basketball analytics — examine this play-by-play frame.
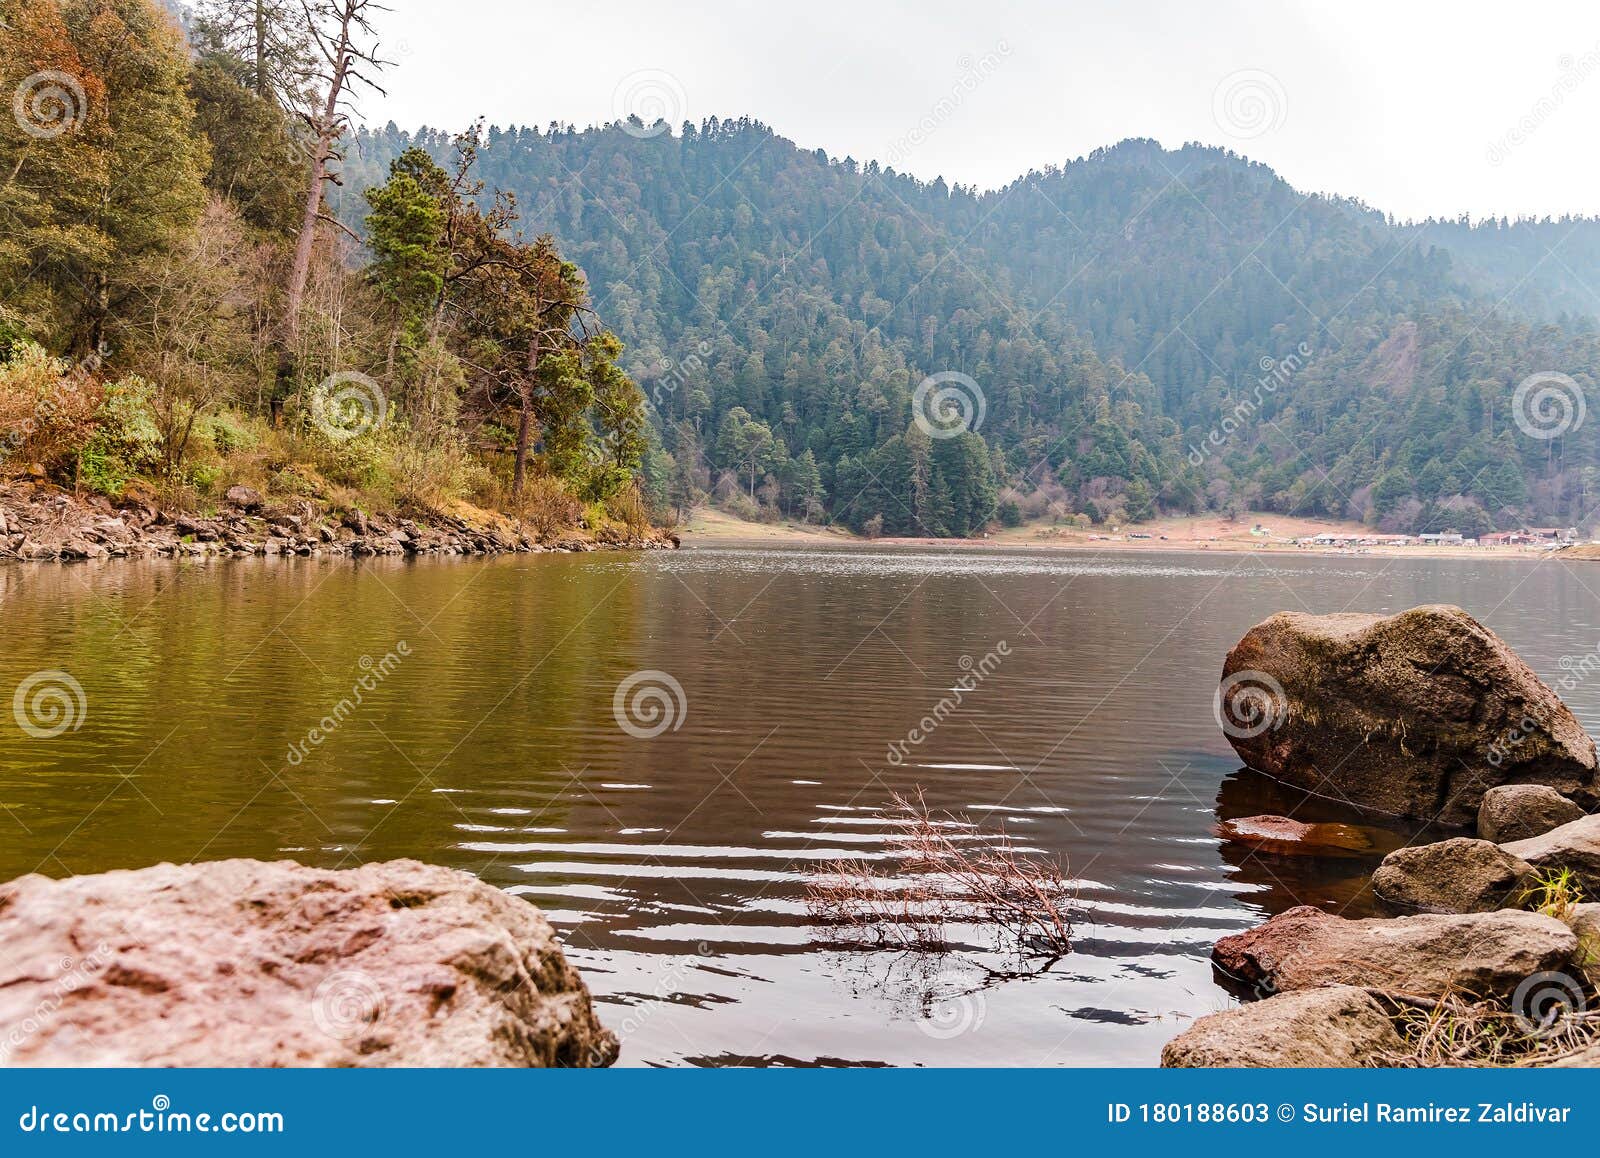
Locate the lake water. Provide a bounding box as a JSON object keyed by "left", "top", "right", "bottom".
{"left": 1, "top": 545, "right": 1595, "bottom": 1066}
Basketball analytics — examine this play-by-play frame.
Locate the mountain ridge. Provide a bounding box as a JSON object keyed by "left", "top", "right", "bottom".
{"left": 343, "top": 120, "right": 1600, "bottom": 536}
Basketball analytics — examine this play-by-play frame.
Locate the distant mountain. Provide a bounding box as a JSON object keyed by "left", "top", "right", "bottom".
{"left": 344, "top": 122, "right": 1600, "bottom": 535}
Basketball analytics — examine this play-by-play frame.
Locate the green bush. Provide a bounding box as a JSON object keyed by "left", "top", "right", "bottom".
{"left": 204, "top": 411, "right": 259, "bottom": 458}
{"left": 77, "top": 377, "right": 161, "bottom": 496}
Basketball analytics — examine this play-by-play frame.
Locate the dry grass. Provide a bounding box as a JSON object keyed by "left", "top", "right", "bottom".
{"left": 805, "top": 790, "right": 1075, "bottom": 955}
{"left": 1370, "top": 986, "right": 1600, "bottom": 1068}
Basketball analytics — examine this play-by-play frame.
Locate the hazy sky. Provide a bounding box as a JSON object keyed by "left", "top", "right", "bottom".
{"left": 366, "top": 0, "right": 1600, "bottom": 221}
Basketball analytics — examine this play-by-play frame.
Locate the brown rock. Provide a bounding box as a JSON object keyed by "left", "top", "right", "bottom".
{"left": 1217, "top": 814, "right": 1382, "bottom": 857}
{"left": 1502, "top": 815, "right": 1600, "bottom": 896}
{"left": 225, "top": 485, "right": 265, "bottom": 512}
{"left": 1570, "top": 903, "right": 1600, "bottom": 969}
{"left": 1219, "top": 605, "right": 1598, "bottom": 824}
{"left": 1161, "top": 986, "right": 1403, "bottom": 1068}
{"left": 1479, "top": 784, "right": 1586, "bottom": 843}
{"left": 0, "top": 859, "right": 617, "bottom": 1068}
{"left": 1371, "top": 837, "right": 1537, "bottom": 913}
{"left": 1213, "top": 905, "right": 1575, "bottom": 999}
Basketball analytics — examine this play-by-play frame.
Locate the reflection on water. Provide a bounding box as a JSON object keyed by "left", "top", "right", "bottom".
{"left": 0, "top": 545, "right": 1595, "bottom": 1066}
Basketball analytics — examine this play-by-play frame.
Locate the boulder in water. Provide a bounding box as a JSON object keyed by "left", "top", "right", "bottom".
{"left": 1370, "top": 837, "right": 1537, "bottom": 914}
{"left": 1479, "top": 784, "right": 1586, "bottom": 844}
{"left": 1213, "top": 904, "right": 1576, "bottom": 1000}
{"left": 1217, "top": 814, "right": 1381, "bottom": 857}
{"left": 1219, "top": 605, "right": 1598, "bottom": 825}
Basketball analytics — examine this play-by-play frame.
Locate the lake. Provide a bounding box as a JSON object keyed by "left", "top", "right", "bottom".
{"left": 1, "top": 545, "right": 1594, "bottom": 1066}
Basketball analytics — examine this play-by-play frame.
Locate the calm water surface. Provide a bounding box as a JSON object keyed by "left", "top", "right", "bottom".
{"left": 2, "top": 545, "right": 1596, "bottom": 1066}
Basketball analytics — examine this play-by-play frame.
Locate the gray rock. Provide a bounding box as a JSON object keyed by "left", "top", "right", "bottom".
{"left": 1161, "top": 986, "right": 1403, "bottom": 1068}
{"left": 1213, "top": 905, "right": 1576, "bottom": 1000}
{"left": 1220, "top": 606, "right": 1598, "bottom": 824}
{"left": 1371, "top": 837, "right": 1537, "bottom": 913}
{"left": 1479, "top": 784, "right": 1585, "bottom": 843}
{"left": 1503, "top": 815, "right": 1600, "bottom": 897}
{"left": 0, "top": 859, "right": 617, "bottom": 1067}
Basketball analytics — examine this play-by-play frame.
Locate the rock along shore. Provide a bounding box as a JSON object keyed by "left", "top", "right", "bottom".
{"left": 1169, "top": 605, "right": 1600, "bottom": 1068}
{"left": 0, "top": 479, "right": 677, "bottom": 563}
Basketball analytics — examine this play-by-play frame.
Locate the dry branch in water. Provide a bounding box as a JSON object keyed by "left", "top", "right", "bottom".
{"left": 805, "top": 791, "right": 1074, "bottom": 954}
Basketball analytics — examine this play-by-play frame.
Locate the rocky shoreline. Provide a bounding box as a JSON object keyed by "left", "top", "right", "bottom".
{"left": 0, "top": 479, "right": 677, "bottom": 563}
{"left": 1169, "top": 605, "right": 1600, "bottom": 1068}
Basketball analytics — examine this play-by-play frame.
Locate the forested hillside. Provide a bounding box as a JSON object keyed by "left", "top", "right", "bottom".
{"left": 347, "top": 122, "right": 1600, "bottom": 536}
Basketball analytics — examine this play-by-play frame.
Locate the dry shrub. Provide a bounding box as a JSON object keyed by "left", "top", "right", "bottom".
{"left": 508, "top": 475, "right": 583, "bottom": 540}
{"left": 807, "top": 790, "right": 1075, "bottom": 955}
{"left": 0, "top": 345, "right": 105, "bottom": 471}
{"left": 604, "top": 481, "right": 651, "bottom": 531}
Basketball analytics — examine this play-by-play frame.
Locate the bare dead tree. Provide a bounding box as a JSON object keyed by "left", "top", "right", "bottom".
{"left": 280, "top": 0, "right": 388, "bottom": 397}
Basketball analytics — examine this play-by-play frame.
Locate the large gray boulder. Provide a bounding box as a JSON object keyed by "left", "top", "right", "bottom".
{"left": 1502, "top": 815, "right": 1600, "bottom": 897}
{"left": 0, "top": 859, "right": 618, "bottom": 1067}
{"left": 1479, "top": 784, "right": 1585, "bottom": 843}
{"left": 1161, "top": 986, "right": 1403, "bottom": 1068}
{"left": 1370, "top": 837, "right": 1537, "bottom": 914}
{"left": 1219, "top": 606, "right": 1598, "bottom": 825}
{"left": 1213, "top": 905, "right": 1576, "bottom": 1000}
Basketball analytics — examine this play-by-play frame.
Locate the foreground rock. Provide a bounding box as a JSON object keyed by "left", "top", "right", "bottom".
{"left": 1220, "top": 605, "right": 1598, "bottom": 824}
{"left": 1161, "top": 986, "right": 1403, "bottom": 1068}
{"left": 1478, "top": 784, "right": 1586, "bottom": 843}
{"left": 0, "top": 859, "right": 618, "bottom": 1067}
{"left": 1502, "top": 815, "right": 1600, "bottom": 896}
{"left": 1213, "top": 905, "right": 1575, "bottom": 999}
{"left": 1216, "top": 814, "right": 1380, "bottom": 857}
{"left": 1370, "top": 837, "right": 1536, "bottom": 914}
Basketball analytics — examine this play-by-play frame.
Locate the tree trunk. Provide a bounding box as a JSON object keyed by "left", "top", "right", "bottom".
{"left": 512, "top": 337, "right": 540, "bottom": 498}
{"left": 254, "top": 0, "right": 268, "bottom": 98}
{"left": 513, "top": 389, "right": 532, "bottom": 498}
{"left": 283, "top": 6, "right": 353, "bottom": 348}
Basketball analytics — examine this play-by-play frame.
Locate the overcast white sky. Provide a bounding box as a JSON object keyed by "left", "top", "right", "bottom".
{"left": 365, "top": 0, "right": 1600, "bottom": 221}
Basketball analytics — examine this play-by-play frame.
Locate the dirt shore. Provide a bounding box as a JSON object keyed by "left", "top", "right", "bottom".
{"left": 680, "top": 508, "right": 1581, "bottom": 562}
